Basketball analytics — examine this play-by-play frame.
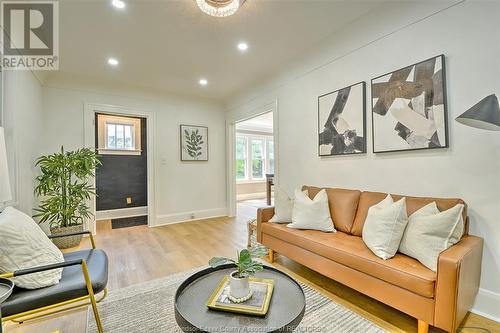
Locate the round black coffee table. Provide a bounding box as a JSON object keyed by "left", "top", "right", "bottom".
{"left": 174, "top": 264, "right": 305, "bottom": 333}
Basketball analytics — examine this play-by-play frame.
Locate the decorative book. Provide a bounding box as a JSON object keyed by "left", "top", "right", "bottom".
{"left": 206, "top": 275, "right": 274, "bottom": 316}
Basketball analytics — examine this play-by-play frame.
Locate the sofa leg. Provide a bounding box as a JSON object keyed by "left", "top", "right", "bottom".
{"left": 418, "top": 320, "right": 429, "bottom": 333}
{"left": 268, "top": 249, "right": 275, "bottom": 263}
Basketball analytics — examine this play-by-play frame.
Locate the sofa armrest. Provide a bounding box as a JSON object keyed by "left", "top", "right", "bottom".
{"left": 256, "top": 206, "right": 275, "bottom": 243}
{"left": 434, "top": 235, "right": 483, "bottom": 332}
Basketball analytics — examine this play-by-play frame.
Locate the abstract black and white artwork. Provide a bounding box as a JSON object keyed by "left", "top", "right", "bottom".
{"left": 371, "top": 55, "right": 448, "bottom": 153}
{"left": 180, "top": 125, "right": 208, "bottom": 161}
{"left": 318, "top": 82, "right": 366, "bottom": 156}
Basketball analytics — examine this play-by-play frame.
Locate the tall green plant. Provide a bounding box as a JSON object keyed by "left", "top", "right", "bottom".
{"left": 34, "top": 147, "right": 101, "bottom": 229}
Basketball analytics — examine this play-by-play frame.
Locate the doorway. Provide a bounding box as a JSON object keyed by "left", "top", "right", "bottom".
{"left": 95, "top": 113, "right": 148, "bottom": 229}
{"left": 84, "top": 103, "right": 156, "bottom": 234}
{"left": 234, "top": 111, "right": 274, "bottom": 223}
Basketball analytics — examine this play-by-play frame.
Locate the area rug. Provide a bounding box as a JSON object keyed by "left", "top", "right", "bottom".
{"left": 87, "top": 268, "right": 388, "bottom": 333}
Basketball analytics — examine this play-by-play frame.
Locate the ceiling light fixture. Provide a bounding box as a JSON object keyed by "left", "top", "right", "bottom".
{"left": 111, "top": 0, "right": 126, "bottom": 9}
{"left": 108, "top": 58, "right": 119, "bottom": 66}
{"left": 199, "top": 78, "right": 208, "bottom": 86}
{"left": 237, "top": 42, "right": 248, "bottom": 52}
{"left": 196, "top": 0, "right": 245, "bottom": 18}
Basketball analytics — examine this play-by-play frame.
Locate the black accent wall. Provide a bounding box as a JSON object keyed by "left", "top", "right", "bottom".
{"left": 96, "top": 115, "right": 147, "bottom": 211}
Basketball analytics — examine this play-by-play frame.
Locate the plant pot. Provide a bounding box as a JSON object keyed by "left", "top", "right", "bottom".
{"left": 229, "top": 271, "right": 251, "bottom": 299}
{"left": 50, "top": 225, "right": 84, "bottom": 249}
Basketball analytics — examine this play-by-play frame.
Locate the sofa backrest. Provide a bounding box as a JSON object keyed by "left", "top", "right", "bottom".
{"left": 350, "top": 191, "right": 468, "bottom": 236}
{"left": 302, "top": 186, "right": 468, "bottom": 237}
{"left": 302, "top": 186, "right": 361, "bottom": 233}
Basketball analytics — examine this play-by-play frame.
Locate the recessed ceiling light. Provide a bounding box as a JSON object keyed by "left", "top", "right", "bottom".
{"left": 237, "top": 42, "right": 248, "bottom": 52}
{"left": 108, "top": 58, "right": 119, "bottom": 66}
{"left": 111, "top": 0, "right": 126, "bottom": 9}
{"left": 199, "top": 78, "right": 208, "bottom": 86}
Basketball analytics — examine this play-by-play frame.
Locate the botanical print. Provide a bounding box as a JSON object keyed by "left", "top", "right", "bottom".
{"left": 180, "top": 125, "right": 208, "bottom": 161}
{"left": 318, "top": 82, "right": 366, "bottom": 156}
{"left": 371, "top": 55, "right": 448, "bottom": 153}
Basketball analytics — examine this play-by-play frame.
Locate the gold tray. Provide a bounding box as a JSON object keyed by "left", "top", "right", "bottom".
{"left": 207, "top": 275, "right": 274, "bottom": 316}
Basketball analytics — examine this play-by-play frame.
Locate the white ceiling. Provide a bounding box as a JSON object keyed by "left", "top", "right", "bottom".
{"left": 49, "top": 0, "right": 385, "bottom": 102}
{"left": 236, "top": 111, "right": 273, "bottom": 132}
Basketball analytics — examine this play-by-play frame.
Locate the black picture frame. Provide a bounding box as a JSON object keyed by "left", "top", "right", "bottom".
{"left": 180, "top": 124, "right": 208, "bottom": 161}
{"left": 371, "top": 54, "right": 449, "bottom": 153}
{"left": 318, "top": 81, "right": 366, "bottom": 156}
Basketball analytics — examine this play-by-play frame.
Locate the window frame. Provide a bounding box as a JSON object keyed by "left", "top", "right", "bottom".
{"left": 236, "top": 133, "right": 274, "bottom": 183}
{"left": 105, "top": 122, "right": 136, "bottom": 151}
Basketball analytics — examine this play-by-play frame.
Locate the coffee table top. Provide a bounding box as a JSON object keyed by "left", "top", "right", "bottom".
{"left": 174, "top": 264, "right": 305, "bottom": 333}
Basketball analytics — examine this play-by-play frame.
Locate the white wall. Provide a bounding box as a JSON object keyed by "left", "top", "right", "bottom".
{"left": 1, "top": 70, "right": 43, "bottom": 214}
{"left": 41, "top": 79, "right": 227, "bottom": 226}
{"left": 226, "top": 1, "right": 500, "bottom": 321}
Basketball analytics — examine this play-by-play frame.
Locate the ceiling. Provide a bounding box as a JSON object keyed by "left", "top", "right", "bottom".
{"left": 49, "top": 0, "right": 385, "bottom": 102}
{"left": 236, "top": 111, "right": 273, "bottom": 133}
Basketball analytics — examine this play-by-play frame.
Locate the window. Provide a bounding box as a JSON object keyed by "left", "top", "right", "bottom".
{"left": 97, "top": 114, "right": 142, "bottom": 155}
{"left": 106, "top": 123, "right": 134, "bottom": 150}
{"left": 236, "top": 134, "right": 274, "bottom": 182}
{"left": 251, "top": 139, "right": 264, "bottom": 179}
{"left": 236, "top": 137, "right": 247, "bottom": 180}
{"left": 267, "top": 140, "right": 274, "bottom": 174}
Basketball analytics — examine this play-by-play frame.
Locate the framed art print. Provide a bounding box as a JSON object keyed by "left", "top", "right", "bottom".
{"left": 371, "top": 55, "right": 448, "bottom": 153}
{"left": 318, "top": 81, "right": 366, "bottom": 156}
{"left": 180, "top": 125, "right": 208, "bottom": 161}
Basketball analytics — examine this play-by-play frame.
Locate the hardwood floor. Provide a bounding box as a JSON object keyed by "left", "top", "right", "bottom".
{"left": 4, "top": 205, "right": 499, "bottom": 333}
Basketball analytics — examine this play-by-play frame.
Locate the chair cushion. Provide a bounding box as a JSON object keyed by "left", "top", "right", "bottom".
{"left": 351, "top": 191, "right": 467, "bottom": 236}
{"left": 302, "top": 186, "right": 361, "bottom": 234}
{"left": 1, "top": 249, "right": 108, "bottom": 317}
{"left": 262, "top": 222, "right": 436, "bottom": 298}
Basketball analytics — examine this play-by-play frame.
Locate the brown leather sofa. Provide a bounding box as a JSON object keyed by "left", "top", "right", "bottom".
{"left": 257, "top": 186, "right": 483, "bottom": 333}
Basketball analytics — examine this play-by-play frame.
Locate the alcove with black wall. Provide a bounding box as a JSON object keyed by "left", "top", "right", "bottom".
{"left": 95, "top": 114, "right": 147, "bottom": 211}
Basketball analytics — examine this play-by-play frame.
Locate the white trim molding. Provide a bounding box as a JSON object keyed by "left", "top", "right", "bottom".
{"left": 154, "top": 208, "right": 227, "bottom": 227}
{"left": 96, "top": 206, "right": 148, "bottom": 221}
{"left": 472, "top": 288, "right": 500, "bottom": 323}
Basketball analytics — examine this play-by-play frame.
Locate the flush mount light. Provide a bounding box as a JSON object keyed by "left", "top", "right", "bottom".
{"left": 108, "top": 58, "right": 119, "bottom": 66}
{"left": 196, "top": 0, "right": 245, "bottom": 18}
{"left": 237, "top": 42, "right": 248, "bottom": 52}
{"left": 111, "top": 0, "right": 126, "bottom": 9}
{"left": 199, "top": 78, "right": 208, "bottom": 86}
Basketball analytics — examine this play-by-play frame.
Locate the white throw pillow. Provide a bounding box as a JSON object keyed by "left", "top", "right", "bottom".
{"left": 269, "top": 187, "right": 308, "bottom": 223}
{"left": 362, "top": 195, "right": 408, "bottom": 260}
{"left": 0, "top": 207, "right": 64, "bottom": 289}
{"left": 287, "top": 189, "right": 335, "bottom": 232}
{"left": 399, "top": 202, "right": 464, "bottom": 272}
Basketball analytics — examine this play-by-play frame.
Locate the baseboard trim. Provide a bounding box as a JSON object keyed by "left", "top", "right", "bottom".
{"left": 471, "top": 288, "right": 500, "bottom": 323}
{"left": 153, "top": 208, "right": 227, "bottom": 227}
{"left": 96, "top": 206, "right": 148, "bottom": 221}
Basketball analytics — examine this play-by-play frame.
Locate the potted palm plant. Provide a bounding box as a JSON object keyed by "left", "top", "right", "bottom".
{"left": 34, "top": 147, "right": 101, "bottom": 249}
{"left": 209, "top": 246, "right": 268, "bottom": 302}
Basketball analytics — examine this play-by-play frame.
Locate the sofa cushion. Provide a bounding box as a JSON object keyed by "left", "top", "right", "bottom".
{"left": 302, "top": 186, "right": 361, "bottom": 234}
{"left": 262, "top": 222, "right": 436, "bottom": 298}
{"left": 350, "top": 191, "right": 467, "bottom": 236}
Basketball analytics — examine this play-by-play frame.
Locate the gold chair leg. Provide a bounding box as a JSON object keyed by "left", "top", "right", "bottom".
{"left": 82, "top": 260, "right": 104, "bottom": 333}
